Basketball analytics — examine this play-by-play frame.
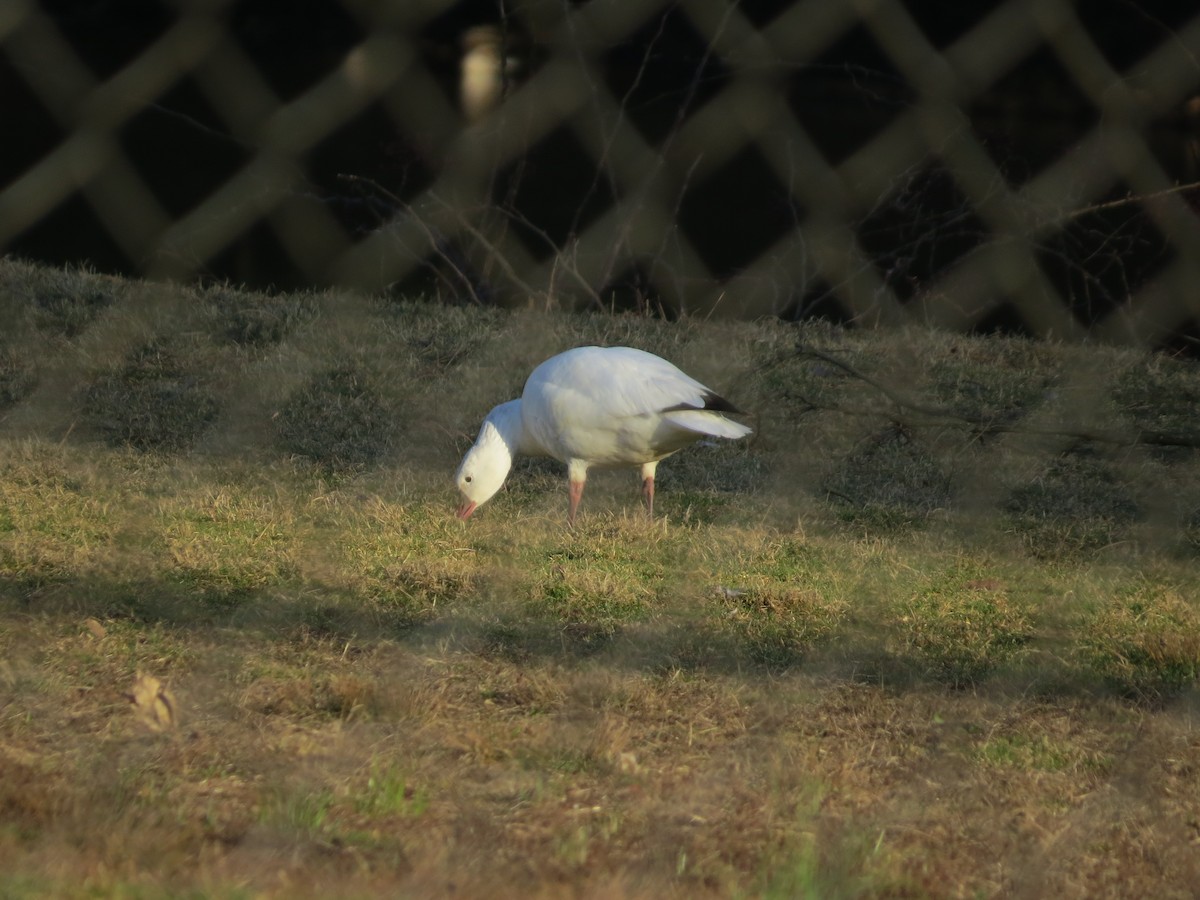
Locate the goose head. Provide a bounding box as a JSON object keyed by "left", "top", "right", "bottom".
{"left": 454, "top": 401, "right": 522, "bottom": 519}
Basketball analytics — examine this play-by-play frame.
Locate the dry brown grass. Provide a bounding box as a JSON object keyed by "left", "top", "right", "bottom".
{"left": 3, "top": 260, "right": 1200, "bottom": 897}
{"left": 11, "top": 622, "right": 1196, "bottom": 898}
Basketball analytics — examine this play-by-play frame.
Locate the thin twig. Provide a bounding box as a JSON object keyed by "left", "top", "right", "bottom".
{"left": 1061, "top": 180, "right": 1200, "bottom": 221}
{"left": 338, "top": 174, "right": 488, "bottom": 305}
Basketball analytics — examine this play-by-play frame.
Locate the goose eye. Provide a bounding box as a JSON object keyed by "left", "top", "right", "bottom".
{"left": 465, "top": 475, "right": 473, "bottom": 483}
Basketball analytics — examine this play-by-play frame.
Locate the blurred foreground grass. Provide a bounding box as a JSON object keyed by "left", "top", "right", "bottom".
{"left": 2, "top": 259, "right": 1200, "bottom": 898}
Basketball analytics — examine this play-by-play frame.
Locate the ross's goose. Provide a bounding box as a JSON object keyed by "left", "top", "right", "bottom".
{"left": 455, "top": 346, "right": 752, "bottom": 523}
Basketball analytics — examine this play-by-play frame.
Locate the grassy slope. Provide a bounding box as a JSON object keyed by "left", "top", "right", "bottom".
{"left": 2, "top": 258, "right": 1200, "bottom": 898}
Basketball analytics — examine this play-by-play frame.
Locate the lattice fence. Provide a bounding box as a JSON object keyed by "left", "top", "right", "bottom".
{"left": 3, "top": 1, "right": 1200, "bottom": 346}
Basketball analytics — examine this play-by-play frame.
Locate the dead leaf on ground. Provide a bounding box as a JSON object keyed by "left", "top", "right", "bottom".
{"left": 126, "top": 672, "right": 178, "bottom": 733}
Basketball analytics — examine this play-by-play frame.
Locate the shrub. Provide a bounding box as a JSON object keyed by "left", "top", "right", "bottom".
{"left": 24, "top": 265, "right": 123, "bottom": 337}
{"left": 823, "top": 426, "right": 952, "bottom": 529}
{"left": 276, "top": 366, "right": 393, "bottom": 470}
{"left": 1185, "top": 508, "right": 1200, "bottom": 553}
{"left": 1005, "top": 447, "right": 1138, "bottom": 558}
{"left": 83, "top": 342, "right": 219, "bottom": 451}
{"left": 389, "top": 302, "right": 500, "bottom": 373}
{"left": 201, "top": 286, "right": 318, "bottom": 347}
{"left": 927, "top": 339, "right": 1057, "bottom": 430}
{"left": 1113, "top": 356, "right": 1200, "bottom": 445}
{"left": 0, "top": 347, "right": 37, "bottom": 409}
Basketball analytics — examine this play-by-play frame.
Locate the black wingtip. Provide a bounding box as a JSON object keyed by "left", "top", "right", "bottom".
{"left": 662, "top": 391, "right": 746, "bottom": 415}
{"left": 699, "top": 391, "right": 745, "bottom": 415}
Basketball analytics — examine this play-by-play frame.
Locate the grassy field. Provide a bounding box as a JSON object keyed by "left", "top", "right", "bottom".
{"left": 2, "top": 258, "right": 1200, "bottom": 898}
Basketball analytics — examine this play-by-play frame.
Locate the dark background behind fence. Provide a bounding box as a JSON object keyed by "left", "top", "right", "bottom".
{"left": 3, "top": 0, "right": 1200, "bottom": 349}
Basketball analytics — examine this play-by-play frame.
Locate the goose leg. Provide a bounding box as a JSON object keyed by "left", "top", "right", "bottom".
{"left": 640, "top": 461, "right": 658, "bottom": 520}
{"left": 567, "top": 460, "right": 590, "bottom": 526}
{"left": 568, "top": 479, "right": 585, "bottom": 526}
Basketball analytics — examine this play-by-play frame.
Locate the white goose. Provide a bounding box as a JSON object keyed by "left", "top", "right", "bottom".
{"left": 455, "top": 346, "right": 752, "bottom": 523}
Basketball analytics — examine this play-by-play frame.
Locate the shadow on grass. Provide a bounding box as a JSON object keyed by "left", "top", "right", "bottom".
{"left": 0, "top": 569, "right": 425, "bottom": 641}
{"left": 3, "top": 567, "right": 1196, "bottom": 709}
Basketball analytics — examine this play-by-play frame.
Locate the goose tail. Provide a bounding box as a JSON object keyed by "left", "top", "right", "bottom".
{"left": 663, "top": 410, "right": 753, "bottom": 440}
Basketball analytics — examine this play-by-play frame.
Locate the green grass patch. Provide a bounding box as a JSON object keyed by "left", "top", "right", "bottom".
{"left": 973, "top": 728, "right": 1112, "bottom": 776}
{"left": 746, "top": 785, "right": 909, "bottom": 900}
{"left": 707, "top": 534, "right": 847, "bottom": 669}
{"left": 352, "top": 762, "right": 429, "bottom": 818}
{"left": 0, "top": 452, "right": 114, "bottom": 587}
{"left": 159, "top": 488, "right": 299, "bottom": 610}
{"left": 890, "top": 564, "right": 1033, "bottom": 687}
{"left": 752, "top": 830, "right": 901, "bottom": 900}
{"left": 338, "top": 499, "right": 478, "bottom": 624}
{"left": 655, "top": 440, "right": 765, "bottom": 498}
{"left": 473, "top": 517, "right": 686, "bottom": 658}
{"left": 522, "top": 519, "right": 668, "bottom": 654}
{"left": 536, "top": 556, "right": 656, "bottom": 625}
{"left": 261, "top": 785, "right": 335, "bottom": 838}
{"left": 1078, "top": 584, "right": 1200, "bottom": 702}
{"left": 717, "top": 580, "right": 844, "bottom": 669}
{"left": 755, "top": 329, "right": 868, "bottom": 415}
{"left": 976, "top": 732, "right": 1073, "bottom": 771}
